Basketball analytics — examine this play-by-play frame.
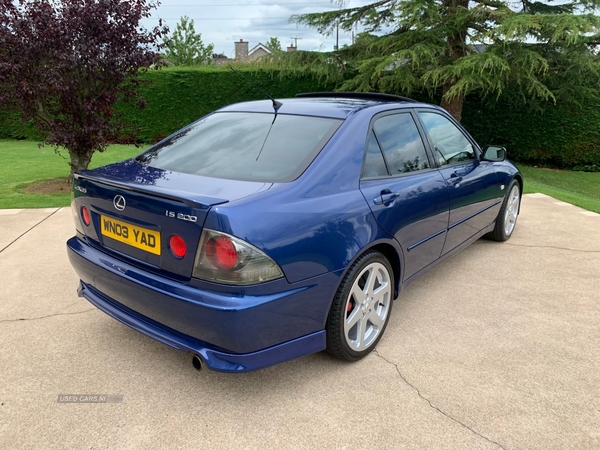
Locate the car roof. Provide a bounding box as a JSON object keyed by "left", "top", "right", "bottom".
{"left": 218, "top": 94, "right": 434, "bottom": 120}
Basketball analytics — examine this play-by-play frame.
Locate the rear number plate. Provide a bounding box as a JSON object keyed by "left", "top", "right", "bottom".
{"left": 100, "top": 215, "right": 161, "bottom": 255}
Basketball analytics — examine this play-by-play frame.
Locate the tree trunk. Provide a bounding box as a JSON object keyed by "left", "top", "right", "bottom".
{"left": 440, "top": 0, "right": 469, "bottom": 123}
{"left": 68, "top": 149, "right": 94, "bottom": 183}
{"left": 440, "top": 87, "right": 464, "bottom": 122}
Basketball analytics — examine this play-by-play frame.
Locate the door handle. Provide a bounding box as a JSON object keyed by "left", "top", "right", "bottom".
{"left": 373, "top": 192, "right": 399, "bottom": 206}
{"left": 446, "top": 174, "right": 463, "bottom": 186}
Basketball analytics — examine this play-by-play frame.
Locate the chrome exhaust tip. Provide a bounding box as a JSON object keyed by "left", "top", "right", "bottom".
{"left": 192, "top": 354, "right": 202, "bottom": 371}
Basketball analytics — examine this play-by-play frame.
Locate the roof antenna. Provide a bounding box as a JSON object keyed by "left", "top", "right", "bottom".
{"left": 228, "top": 65, "right": 282, "bottom": 114}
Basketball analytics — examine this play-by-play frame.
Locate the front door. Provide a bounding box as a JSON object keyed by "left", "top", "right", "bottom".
{"left": 416, "top": 111, "right": 502, "bottom": 254}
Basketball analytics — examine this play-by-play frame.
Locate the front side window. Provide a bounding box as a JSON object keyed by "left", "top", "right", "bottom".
{"left": 418, "top": 112, "right": 475, "bottom": 166}
{"left": 372, "top": 113, "right": 430, "bottom": 174}
{"left": 137, "top": 112, "right": 342, "bottom": 182}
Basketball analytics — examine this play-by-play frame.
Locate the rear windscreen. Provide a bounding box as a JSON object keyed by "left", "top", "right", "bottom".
{"left": 136, "top": 112, "right": 343, "bottom": 182}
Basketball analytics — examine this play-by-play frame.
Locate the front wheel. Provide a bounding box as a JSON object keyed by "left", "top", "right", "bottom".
{"left": 487, "top": 179, "right": 521, "bottom": 242}
{"left": 326, "top": 251, "right": 394, "bottom": 361}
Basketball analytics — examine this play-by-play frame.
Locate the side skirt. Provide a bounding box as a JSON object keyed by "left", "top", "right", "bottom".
{"left": 398, "top": 221, "right": 496, "bottom": 294}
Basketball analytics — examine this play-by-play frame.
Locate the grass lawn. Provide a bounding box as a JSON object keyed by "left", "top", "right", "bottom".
{"left": 1, "top": 140, "right": 599, "bottom": 212}
{"left": 518, "top": 165, "right": 600, "bottom": 214}
{"left": 0, "top": 140, "right": 145, "bottom": 209}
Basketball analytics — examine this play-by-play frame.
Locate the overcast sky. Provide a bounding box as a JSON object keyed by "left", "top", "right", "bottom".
{"left": 140, "top": 0, "right": 374, "bottom": 57}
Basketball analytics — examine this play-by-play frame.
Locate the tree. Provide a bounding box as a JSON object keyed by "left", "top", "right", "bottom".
{"left": 163, "top": 16, "right": 214, "bottom": 66}
{"left": 293, "top": 0, "right": 600, "bottom": 121}
{"left": 0, "top": 0, "right": 168, "bottom": 180}
{"left": 265, "top": 37, "right": 283, "bottom": 53}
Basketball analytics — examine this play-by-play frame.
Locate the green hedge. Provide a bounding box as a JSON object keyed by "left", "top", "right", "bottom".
{"left": 1, "top": 66, "right": 599, "bottom": 169}
{"left": 461, "top": 95, "right": 600, "bottom": 170}
{"left": 116, "top": 66, "right": 336, "bottom": 143}
{"left": 0, "top": 67, "right": 335, "bottom": 144}
{"left": 0, "top": 111, "right": 40, "bottom": 141}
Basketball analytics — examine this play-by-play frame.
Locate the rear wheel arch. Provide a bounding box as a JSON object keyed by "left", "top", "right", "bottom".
{"left": 325, "top": 249, "right": 395, "bottom": 360}
{"left": 322, "top": 240, "right": 402, "bottom": 330}
{"left": 337, "top": 241, "right": 402, "bottom": 301}
{"left": 369, "top": 243, "right": 401, "bottom": 299}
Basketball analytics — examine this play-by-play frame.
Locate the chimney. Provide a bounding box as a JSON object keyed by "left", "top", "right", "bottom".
{"left": 235, "top": 39, "right": 249, "bottom": 61}
{"left": 286, "top": 45, "right": 296, "bottom": 52}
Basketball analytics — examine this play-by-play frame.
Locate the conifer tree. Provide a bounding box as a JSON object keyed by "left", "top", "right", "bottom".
{"left": 293, "top": 0, "right": 600, "bottom": 121}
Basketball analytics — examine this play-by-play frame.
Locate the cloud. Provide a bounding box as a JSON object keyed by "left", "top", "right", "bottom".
{"left": 142, "top": 0, "right": 371, "bottom": 55}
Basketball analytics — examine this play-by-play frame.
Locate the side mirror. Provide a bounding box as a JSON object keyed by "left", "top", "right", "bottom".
{"left": 481, "top": 145, "right": 507, "bottom": 162}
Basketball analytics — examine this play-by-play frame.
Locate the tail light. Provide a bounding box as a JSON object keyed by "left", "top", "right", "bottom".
{"left": 81, "top": 206, "right": 91, "bottom": 226}
{"left": 169, "top": 235, "right": 187, "bottom": 258}
{"left": 71, "top": 198, "right": 85, "bottom": 234}
{"left": 206, "top": 235, "right": 237, "bottom": 269}
{"left": 193, "top": 229, "right": 283, "bottom": 285}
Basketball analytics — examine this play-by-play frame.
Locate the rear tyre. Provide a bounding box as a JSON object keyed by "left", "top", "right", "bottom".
{"left": 487, "top": 179, "right": 521, "bottom": 242}
{"left": 326, "top": 251, "right": 394, "bottom": 361}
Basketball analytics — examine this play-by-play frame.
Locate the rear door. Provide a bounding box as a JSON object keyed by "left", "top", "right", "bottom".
{"left": 359, "top": 111, "right": 450, "bottom": 281}
{"left": 416, "top": 110, "right": 502, "bottom": 255}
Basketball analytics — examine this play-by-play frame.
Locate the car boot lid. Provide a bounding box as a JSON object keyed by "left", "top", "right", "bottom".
{"left": 74, "top": 159, "right": 272, "bottom": 208}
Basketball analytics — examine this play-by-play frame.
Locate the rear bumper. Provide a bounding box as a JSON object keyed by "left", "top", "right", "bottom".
{"left": 67, "top": 237, "right": 338, "bottom": 372}
{"left": 77, "top": 281, "right": 325, "bottom": 372}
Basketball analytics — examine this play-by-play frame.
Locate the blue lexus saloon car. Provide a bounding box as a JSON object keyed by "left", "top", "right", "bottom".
{"left": 67, "top": 92, "right": 522, "bottom": 373}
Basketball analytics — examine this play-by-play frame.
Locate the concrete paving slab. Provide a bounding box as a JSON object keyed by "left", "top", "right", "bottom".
{"left": 0, "top": 194, "right": 599, "bottom": 449}
{"left": 0, "top": 208, "right": 61, "bottom": 252}
{"left": 0, "top": 208, "right": 82, "bottom": 320}
{"left": 376, "top": 194, "right": 600, "bottom": 450}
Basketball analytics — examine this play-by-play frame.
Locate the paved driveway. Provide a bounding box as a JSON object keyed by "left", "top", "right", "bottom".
{"left": 0, "top": 194, "right": 599, "bottom": 449}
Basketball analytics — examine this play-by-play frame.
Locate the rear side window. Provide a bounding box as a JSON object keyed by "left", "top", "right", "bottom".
{"left": 362, "top": 130, "right": 389, "bottom": 178}
{"left": 372, "top": 113, "right": 430, "bottom": 174}
{"left": 137, "top": 112, "right": 342, "bottom": 182}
